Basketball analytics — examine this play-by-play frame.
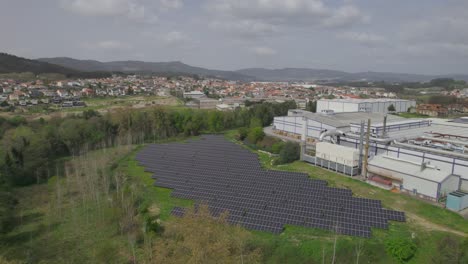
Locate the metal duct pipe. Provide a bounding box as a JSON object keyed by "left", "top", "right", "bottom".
{"left": 382, "top": 115, "right": 387, "bottom": 138}
{"left": 319, "top": 130, "right": 346, "bottom": 142}
{"left": 421, "top": 136, "right": 468, "bottom": 147}
{"left": 345, "top": 133, "right": 396, "bottom": 144}
{"left": 393, "top": 140, "right": 468, "bottom": 160}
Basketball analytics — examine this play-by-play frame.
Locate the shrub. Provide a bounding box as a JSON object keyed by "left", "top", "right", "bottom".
{"left": 271, "top": 142, "right": 285, "bottom": 154}
{"left": 247, "top": 127, "right": 265, "bottom": 144}
{"left": 238, "top": 127, "right": 249, "bottom": 141}
{"left": 385, "top": 236, "right": 417, "bottom": 263}
{"left": 277, "top": 142, "right": 300, "bottom": 164}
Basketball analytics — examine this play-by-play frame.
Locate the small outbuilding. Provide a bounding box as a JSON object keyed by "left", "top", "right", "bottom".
{"left": 446, "top": 191, "right": 468, "bottom": 211}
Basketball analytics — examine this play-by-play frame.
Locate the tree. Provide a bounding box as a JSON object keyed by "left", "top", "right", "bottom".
{"left": 306, "top": 101, "right": 317, "bottom": 113}
{"left": 0, "top": 172, "right": 16, "bottom": 234}
{"left": 238, "top": 127, "right": 249, "bottom": 141}
{"left": 83, "top": 109, "right": 100, "bottom": 120}
{"left": 247, "top": 127, "right": 265, "bottom": 144}
{"left": 277, "top": 141, "right": 300, "bottom": 164}
{"left": 153, "top": 205, "right": 262, "bottom": 263}
{"left": 387, "top": 104, "right": 396, "bottom": 112}
{"left": 385, "top": 236, "right": 417, "bottom": 263}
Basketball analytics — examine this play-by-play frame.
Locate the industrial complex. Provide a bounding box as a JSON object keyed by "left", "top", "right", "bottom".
{"left": 316, "top": 98, "right": 416, "bottom": 114}
{"left": 271, "top": 98, "right": 468, "bottom": 211}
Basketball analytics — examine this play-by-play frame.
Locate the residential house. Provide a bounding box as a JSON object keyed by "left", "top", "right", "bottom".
{"left": 416, "top": 104, "right": 448, "bottom": 117}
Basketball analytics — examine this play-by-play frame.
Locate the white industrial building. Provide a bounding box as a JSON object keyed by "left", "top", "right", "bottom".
{"left": 316, "top": 99, "right": 416, "bottom": 114}
{"left": 183, "top": 91, "right": 205, "bottom": 99}
{"left": 368, "top": 155, "right": 460, "bottom": 201}
{"left": 270, "top": 109, "right": 468, "bottom": 200}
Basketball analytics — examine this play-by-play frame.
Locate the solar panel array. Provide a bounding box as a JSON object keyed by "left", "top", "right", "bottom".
{"left": 136, "top": 135, "right": 405, "bottom": 238}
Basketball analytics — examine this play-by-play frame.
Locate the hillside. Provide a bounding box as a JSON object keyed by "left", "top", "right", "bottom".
{"left": 236, "top": 68, "right": 468, "bottom": 82}
{"left": 236, "top": 67, "right": 351, "bottom": 81}
{"left": 38, "top": 57, "right": 255, "bottom": 81}
{"left": 0, "top": 53, "right": 111, "bottom": 78}
{"left": 33, "top": 56, "right": 468, "bottom": 82}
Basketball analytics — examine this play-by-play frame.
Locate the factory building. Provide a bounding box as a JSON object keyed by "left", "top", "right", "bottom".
{"left": 316, "top": 99, "right": 416, "bottom": 114}
{"left": 270, "top": 109, "right": 468, "bottom": 202}
{"left": 367, "top": 155, "right": 460, "bottom": 201}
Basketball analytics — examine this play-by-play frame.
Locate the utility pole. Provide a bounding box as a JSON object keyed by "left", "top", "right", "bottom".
{"left": 362, "top": 119, "right": 371, "bottom": 178}
{"left": 358, "top": 121, "right": 364, "bottom": 172}
{"left": 300, "top": 117, "right": 308, "bottom": 161}
{"left": 382, "top": 115, "right": 388, "bottom": 138}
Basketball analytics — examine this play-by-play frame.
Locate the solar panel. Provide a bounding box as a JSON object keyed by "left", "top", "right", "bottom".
{"left": 136, "top": 135, "right": 405, "bottom": 238}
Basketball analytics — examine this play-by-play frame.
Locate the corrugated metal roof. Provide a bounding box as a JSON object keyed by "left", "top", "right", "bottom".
{"left": 288, "top": 110, "right": 404, "bottom": 128}
{"left": 317, "top": 98, "right": 414, "bottom": 103}
{"left": 386, "top": 123, "right": 468, "bottom": 140}
{"left": 368, "top": 155, "right": 451, "bottom": 183}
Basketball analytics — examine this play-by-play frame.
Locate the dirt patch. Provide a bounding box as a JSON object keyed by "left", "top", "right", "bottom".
{"left": 405, "top": 211, "right": 467, "bottom": 237}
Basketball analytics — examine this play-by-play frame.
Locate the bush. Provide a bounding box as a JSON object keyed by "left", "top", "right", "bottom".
{"left": 256, "top": 136, "right": 279, "bottom": 152}
{"left": 277, "top": 142, "right": 300, "bottom": 164}
{"left": 271, "top": 142, "right": 285, "bottom": 154}
{"left": 432, "top": 236, "right": 468, "bottom": 264}
{"left": 385, "top": 236, "right": 417, "bottom": 263}
{"left": 247, "top": 127, "right": 265, "bottom": 144}
{"left": 238, "top": 127, "right": 249, "bottom": 141}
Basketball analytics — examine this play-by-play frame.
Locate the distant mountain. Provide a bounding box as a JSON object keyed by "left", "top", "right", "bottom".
{"left": 35, "top": 56, "right": 468, "bottom": 82}
{"left": 236, "top": 68, "right": 351, "bottom": 82}
{"left": 0, "top": 53, "right": 111, "bottom": 78}
{"left": 236, "top": 68, "right": 468, "bottom": 82}
{"left": 38, "top": 57, "right": 255, "bottom": 81}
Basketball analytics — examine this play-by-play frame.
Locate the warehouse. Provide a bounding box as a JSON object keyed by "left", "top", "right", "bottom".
{"left": 316, "top": 98, "right": 416, "bottom": 114}
{"left": 270, "top": 109, "right": 468, "bottom": 196}
{"left": 273, "top": 109, "right": 403, "bottom": 139}
{"left": 367, "top": 155, "right": 460, "bottom": 201}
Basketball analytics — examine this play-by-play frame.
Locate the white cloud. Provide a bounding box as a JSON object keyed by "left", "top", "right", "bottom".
{"left": 83, "top": 40, "right": 131, "bottom": 50}
{"left": 251, "top": 46, "right": 277, "bottom": 56}
{"left": 206, "top": 0, "right": 368, "bottom": 37}
{"left": 60, "top": 0, "right": 158, "bottom": 23}
{"left": 209, "top": 20, "right": 278, "bottom": 37}
{"left": 399, "top": 8, "right": 468, "bottom": 57}
{"left": 159, "top": 0, "right": 183, "bottom": 10}
{"left": 323, "top": 5, "right": 369, "bottom": 28}
{"left": 338, "top": 32, "right": 386, "bottom": 46}
{"left": 163, "top": 31, "right": 189, "bottom": 45}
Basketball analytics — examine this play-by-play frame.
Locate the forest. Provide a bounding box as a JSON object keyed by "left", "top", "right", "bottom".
{"left": 0, "top": 101, "right": 296, "bottom": 233}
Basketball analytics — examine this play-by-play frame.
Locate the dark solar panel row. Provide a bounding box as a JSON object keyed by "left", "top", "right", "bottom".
{"left": 137, "top": 135, "right": 405, "bottom": 238}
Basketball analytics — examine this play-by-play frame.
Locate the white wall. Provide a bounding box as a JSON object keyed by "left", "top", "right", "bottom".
{"left": 317, "top": 100, "right": 415, "bottom": 113}
{"left": 441, "top": 175, "right": 460, "bottom": 196}
{"left": 273, "top": 116, "right": 337, "bottom": 139}
{"left": 317, "top": 101, "right": 358, "bottom": 113}
{"left": 461, "top": 179, "right": 468, "bottom": 192}
{"left": 368, "top": 164, "right": 439, "bottom": 199}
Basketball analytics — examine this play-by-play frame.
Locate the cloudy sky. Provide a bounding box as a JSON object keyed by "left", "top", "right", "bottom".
{"left": 1, "top": 0, "right": 467, "bottom": 74}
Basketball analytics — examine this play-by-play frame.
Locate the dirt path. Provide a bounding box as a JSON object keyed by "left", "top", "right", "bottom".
{"left": 405, "top": 211, "right": 467, "bottom": 237}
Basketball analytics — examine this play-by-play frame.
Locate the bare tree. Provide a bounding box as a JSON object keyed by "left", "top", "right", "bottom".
{"left": 355, "top": 239, "right": 364, "bottom": 264}
{"left": 331, "top": 223, "right": 339, "bottom": 264}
